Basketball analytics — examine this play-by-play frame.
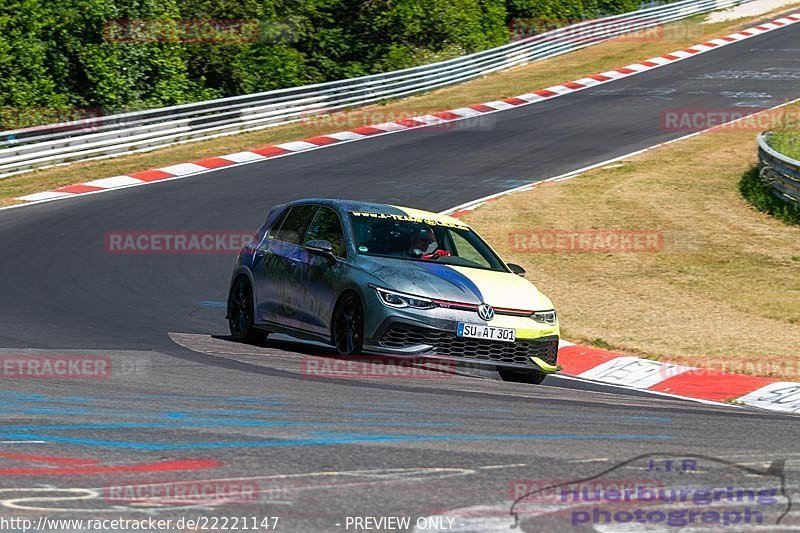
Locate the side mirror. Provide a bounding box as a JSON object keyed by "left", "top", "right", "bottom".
{"left": 507, "top": 263, "right": 526, "bottom": 277}
{"left": 305, "top": 239, "right": 336, "bottom": 263}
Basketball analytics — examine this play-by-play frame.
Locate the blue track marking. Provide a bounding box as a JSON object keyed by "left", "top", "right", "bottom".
{"left": 0, "top": 391, "right": 673, "bottom": 452}
{"left": 0, "top": 432, "right": 672, "bottom": 451}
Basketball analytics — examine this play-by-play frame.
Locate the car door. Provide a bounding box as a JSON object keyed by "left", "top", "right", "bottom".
{"left": 251, "top": 206, "right": 287, "bottom": 324}
{"left": 298, "top": 206, "right": 348, "bottom": 335}
{"left": 253, "top": 204, "right": 318, "bottom": 328}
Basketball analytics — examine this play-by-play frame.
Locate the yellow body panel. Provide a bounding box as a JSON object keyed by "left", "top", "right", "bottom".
{"left": 449, "top": 266, "right": 559, "bottom": 340}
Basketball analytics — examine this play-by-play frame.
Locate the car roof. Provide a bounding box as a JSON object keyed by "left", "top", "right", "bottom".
{"left": 286, "top": 198, "right": 469, "bottom": 227}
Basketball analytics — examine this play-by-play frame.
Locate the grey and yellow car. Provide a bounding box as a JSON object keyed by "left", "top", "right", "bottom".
{"left": 227, "top": 199, "right": 559, "bottom": 383}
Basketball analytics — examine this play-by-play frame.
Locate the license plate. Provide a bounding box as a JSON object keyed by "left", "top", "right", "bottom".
{"left": 457, "top": 323, "right": 516, "bottom": 343}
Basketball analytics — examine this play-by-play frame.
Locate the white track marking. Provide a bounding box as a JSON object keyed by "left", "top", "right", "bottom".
{"left": 83, "top": 176, "right": 143, "bottom": 188}
{"left": 0, "top": 465, "right": 522, "bottom": 514}
{"left": 218, "top": 151, "right": 266, "bottom": 163}
{"left": 157, "top": 163, "right": 208, "bottom": 176}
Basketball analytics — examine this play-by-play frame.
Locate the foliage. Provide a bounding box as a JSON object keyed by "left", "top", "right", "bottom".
{"left": 0, "top": 0, "right": 648, "bottom": 127}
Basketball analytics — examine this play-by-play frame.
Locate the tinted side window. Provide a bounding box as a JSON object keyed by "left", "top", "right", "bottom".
{"left": 274, "top": 205, "right": 318, "bottom": 245}
{"left": 304, "top": 207, "right": 345, "bottom": 257}
{"left": 267, "top": 207, "right": 290, "bottom": 239}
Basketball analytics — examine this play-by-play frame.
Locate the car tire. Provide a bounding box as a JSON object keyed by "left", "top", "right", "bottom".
{"left": 498, "top": 368, "right": 547, "bottom": 384}
{"left": 228, "top": 276, "right": 268, "bottom": 344}
{"left": 331, "top": 292, "right": 364, "bottom": 355}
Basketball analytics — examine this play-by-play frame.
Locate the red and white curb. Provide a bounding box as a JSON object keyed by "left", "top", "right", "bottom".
{"left": 555, "top": 341, "right": 799, "bottom": 413}
{"left": 12, "top": 12, "right": 800, "bottom": 206}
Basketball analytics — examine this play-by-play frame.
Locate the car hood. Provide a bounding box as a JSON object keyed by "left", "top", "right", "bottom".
{"left": 357, "top": 255, "right": 554, "bottom": 310}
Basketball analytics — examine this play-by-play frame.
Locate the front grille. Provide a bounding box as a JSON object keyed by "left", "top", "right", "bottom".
{"left": 379, "top": 324, "right": 558, "bottom": 367}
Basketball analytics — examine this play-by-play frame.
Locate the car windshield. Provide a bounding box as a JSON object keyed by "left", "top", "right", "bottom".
{"left": 348, "top": 211, "right": 507, "bottom": 272}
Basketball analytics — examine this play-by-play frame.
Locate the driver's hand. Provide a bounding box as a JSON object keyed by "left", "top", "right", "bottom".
{"left": 421, "top": 249, "right": 451, "bottom": 260}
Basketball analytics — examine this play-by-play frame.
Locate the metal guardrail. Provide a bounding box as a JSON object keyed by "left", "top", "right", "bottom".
{"left": 758, "top": 132, "right": 800, "bottom": 206}
{"left": 0, "top": 0, "right": 749, "bottom": 178}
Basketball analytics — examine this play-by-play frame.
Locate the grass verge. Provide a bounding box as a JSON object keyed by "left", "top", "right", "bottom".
{"left": 769, "top": 127, "right": 800, "bottom": 160}
{"left": 2, "top": 3, "right": 800, "bottom": 207}
{"left": 462, "top": 103, "right": 800, "bottom": 381}
{"left": 740, "top": 167, "right": 800, "bottom": 225}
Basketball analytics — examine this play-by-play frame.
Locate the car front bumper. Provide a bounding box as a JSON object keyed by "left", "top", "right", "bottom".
{"left": 363, "top": 309, "right": 560, "bottom": 371}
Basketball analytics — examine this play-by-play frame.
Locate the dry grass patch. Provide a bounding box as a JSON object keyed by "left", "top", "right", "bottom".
{"left": 463, "top": 105, "right": 800, "bottom": 380}
{"left": 4, "top": 4, "right": 800, "bottom": 207}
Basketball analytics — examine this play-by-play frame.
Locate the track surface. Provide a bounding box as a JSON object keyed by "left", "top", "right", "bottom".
{"left": 0, "top": 18, "right": 799, "bottom": 531}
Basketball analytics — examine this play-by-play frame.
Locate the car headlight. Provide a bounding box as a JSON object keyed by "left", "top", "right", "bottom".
{"left": 532, "top": 310, "right": 557, "bottom": 325}
{"left": 373, "top": 286, "right": 436, "bottom": 310}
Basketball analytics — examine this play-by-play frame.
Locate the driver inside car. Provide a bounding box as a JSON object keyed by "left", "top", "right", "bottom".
{"left": 408, "top": 226, "right": 451, "bottom": 260}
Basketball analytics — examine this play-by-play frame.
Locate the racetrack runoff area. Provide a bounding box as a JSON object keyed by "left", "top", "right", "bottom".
{"left": 462, "top": 101, "right": 800, "bottom": 381}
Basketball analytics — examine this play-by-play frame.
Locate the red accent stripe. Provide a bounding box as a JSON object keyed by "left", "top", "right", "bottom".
{"left": 251, "top": 146, "right": 291, "bottom": 157}
{"left": 54, "top": 184, "right": 104, "bottom": 194}
{"left": 493, "top": 306, "right": 535, "bottom": 315}
{"left": 719, "top": 36, "right": 737, "bottom": 42}
{"left": 640, "top": 61, "right": 659, "bottom": 67}
{"left": 534, "top": 89, "right": 558, "bottom": 97}
{"left": 304, "top": 135, "right": 341, "bottom": 146}
{"left": 351, "top": 126, "right": 384, "bottom": 135}
{"left": 772, "top": 21, "right": 784, "bottom": 26}
{"left": 590, "top": 74, "right": 611, "bottom": 82}
{"left": 683, "top": 48, "right": 700, "bottom": 54}
{"left": 0, "top": 458, "right": 220, "bottom": 477}
{"left": 739, "top": 30, "right": 753, "bottom": 36}
{"left": 432, "top": 111, "right": 461, "bottom": 120}
{"left": 503, "top": 97, "right": 528, "bottom": 105}
{"left": 756, "top": 25, "right": 770, "bottom": 30}
{"left": 616, "top": 67, "right": 636, "bottom": 74}
{"left": 649, "top": 371, "right": 773, "bottom": 402}
{"left": 129, "top": 169, "right": 173, "bottom": 182}
{"left": 469, "top": 104, "right": 495, "bottom": 113}
{"left": 193, "top": 157, "right": 235, "bottom": 169}
{"left": 562, "top": 82, "right": 585, "bottom": 90}
{"left": 701, "top": 41, "right": 718, "bottom": 47}
{"left": 431, "top": 299, "right": 478, "bottom": 311}
{"left": 557, "top": 345, "right": 620, "bottom": 375}
{"left": 662, "top": 54, "right": 681, "bottom": 60}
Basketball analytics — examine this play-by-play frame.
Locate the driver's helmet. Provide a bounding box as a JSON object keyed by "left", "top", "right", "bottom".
{"left": 409, "top": 226, "right": 437, "bottom": 256}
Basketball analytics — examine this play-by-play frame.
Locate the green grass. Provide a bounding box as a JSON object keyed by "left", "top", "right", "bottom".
{"left": 590, "top": 338, "right": 613, "bottom": 350}
{"left": 768, "top": 128, "right": 800, "bottom": 161}
{"left": 739, "top": 167, "right": 800, "bottom": 225}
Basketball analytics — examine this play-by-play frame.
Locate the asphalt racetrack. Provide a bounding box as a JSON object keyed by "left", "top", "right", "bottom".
{"left": 0, "top": 15, "right": 798, "bottom": 532}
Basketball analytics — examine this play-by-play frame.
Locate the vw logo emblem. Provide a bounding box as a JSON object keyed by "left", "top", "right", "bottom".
{"left": 477, "top": 303, "right": 495, "bottom": 321}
